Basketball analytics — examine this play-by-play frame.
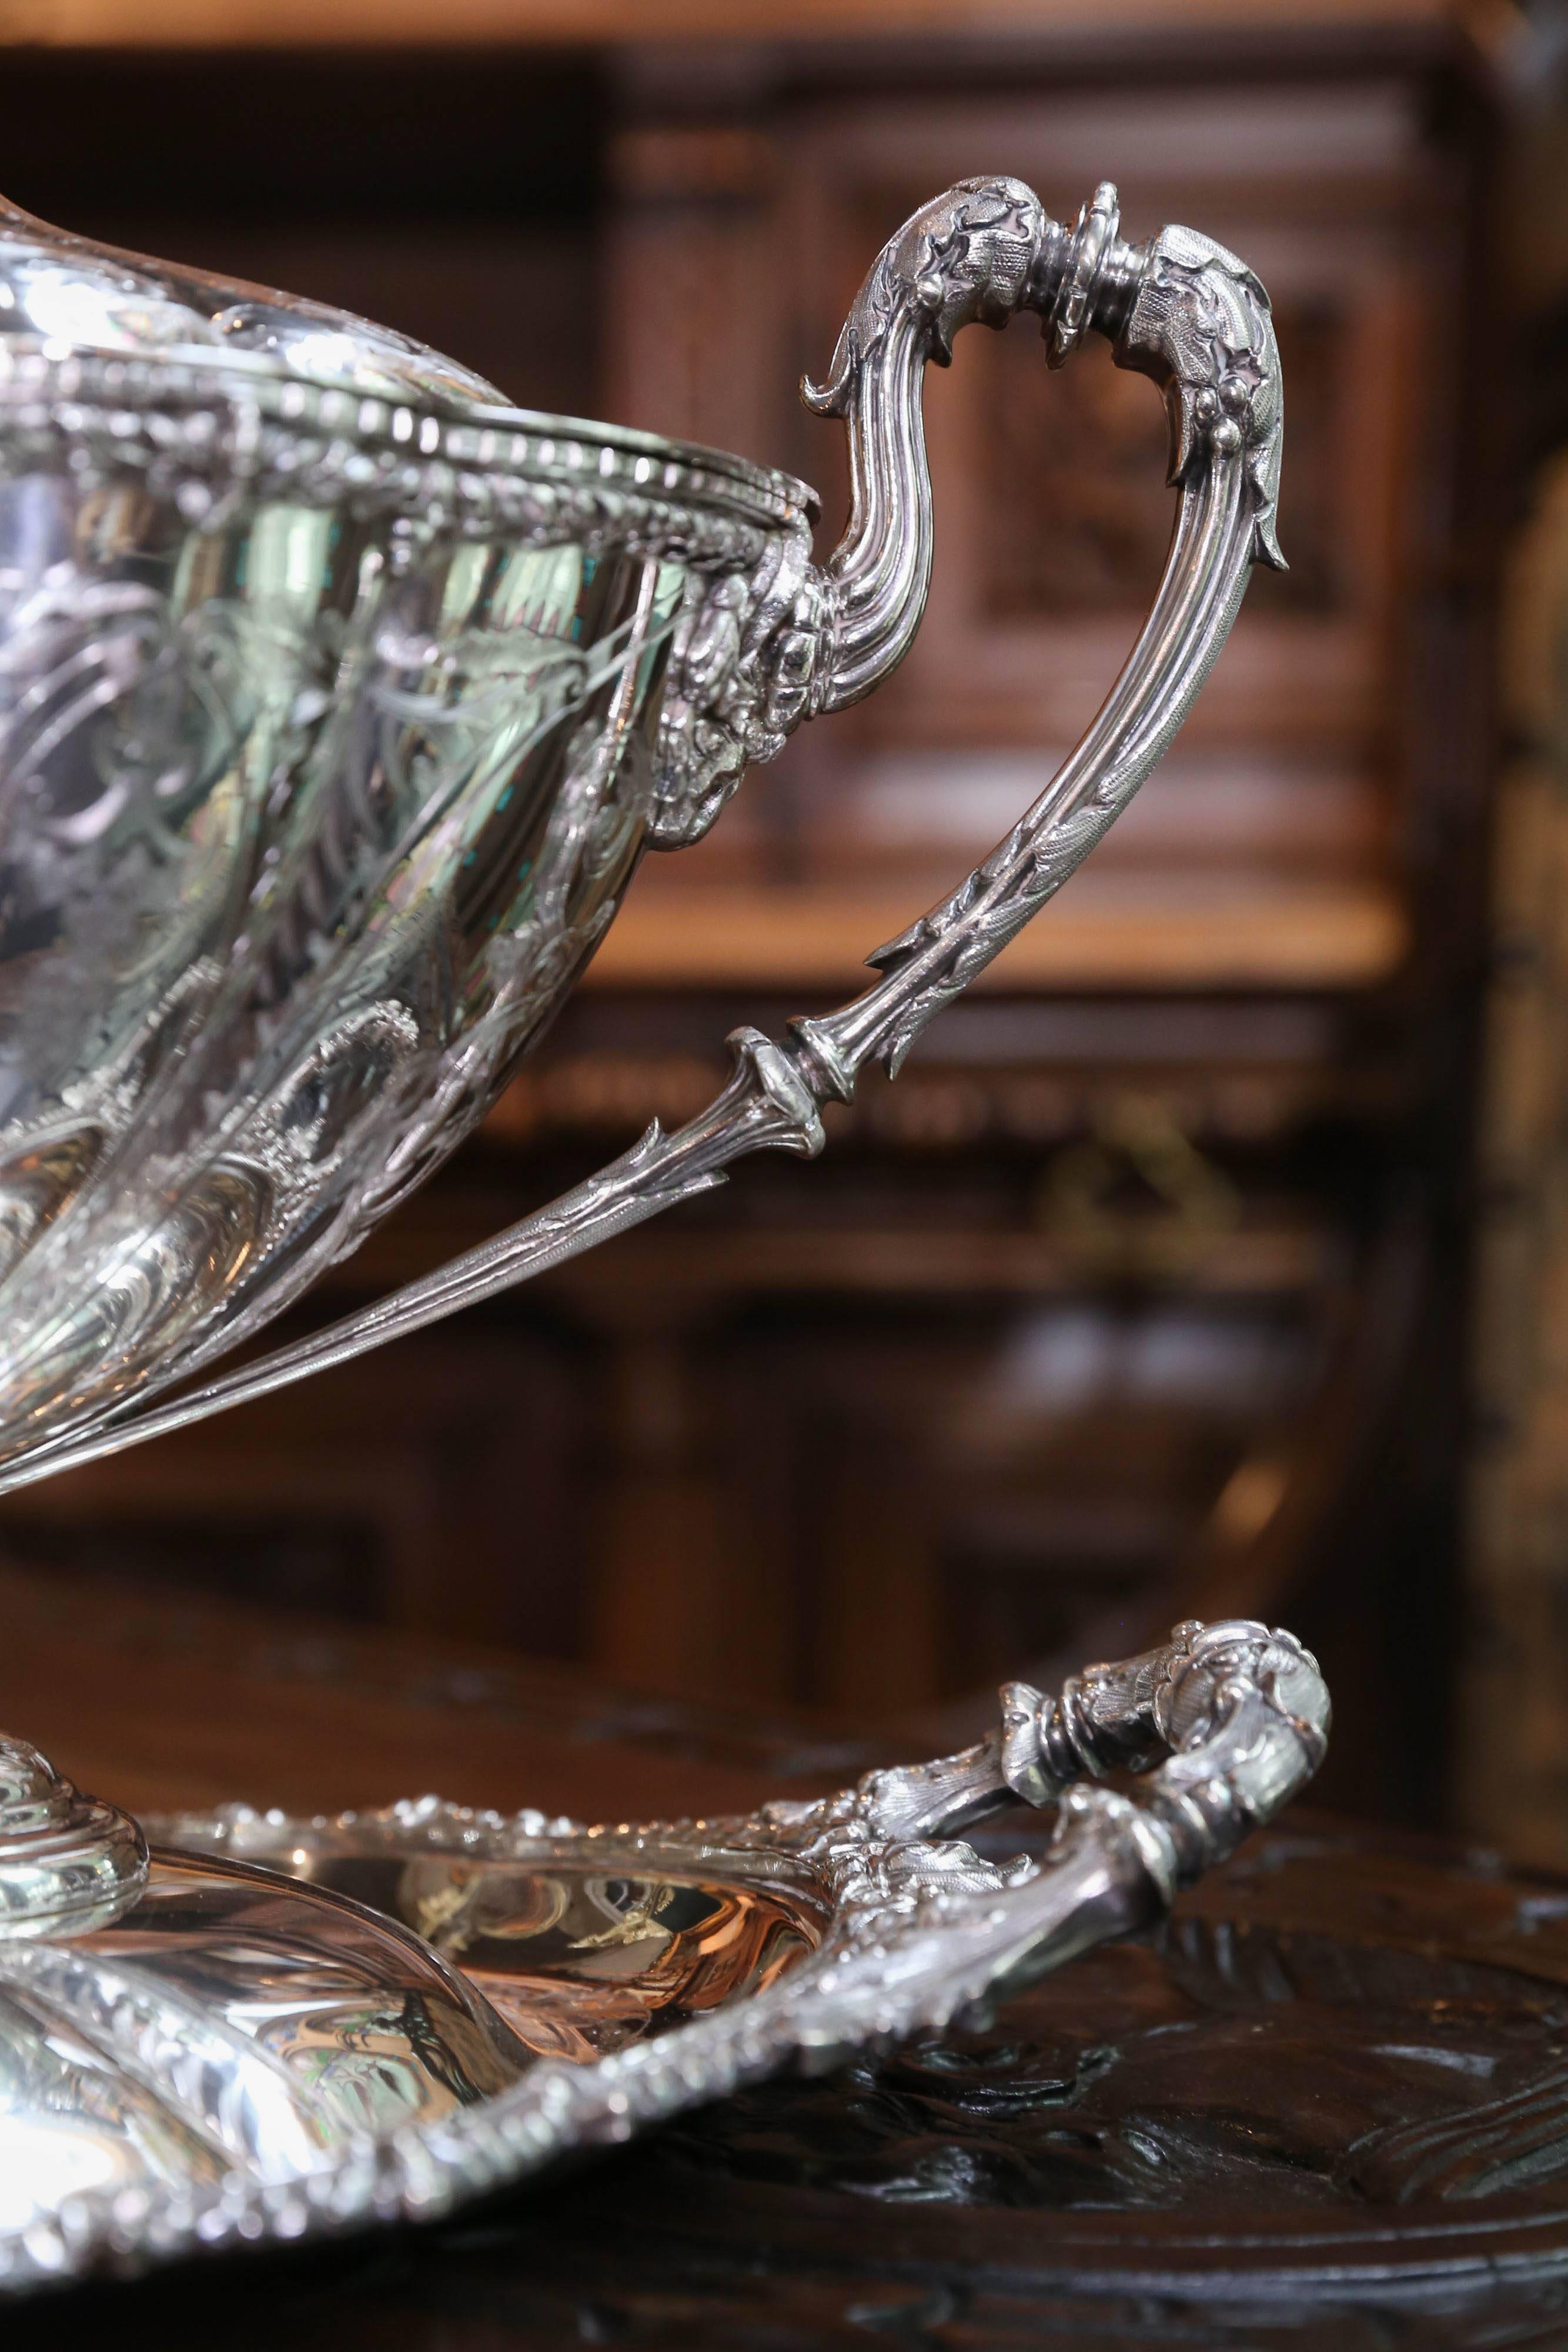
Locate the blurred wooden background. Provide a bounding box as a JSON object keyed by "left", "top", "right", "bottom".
{"left": 0, "top": 4, "right": 1517, "bottom": 1828}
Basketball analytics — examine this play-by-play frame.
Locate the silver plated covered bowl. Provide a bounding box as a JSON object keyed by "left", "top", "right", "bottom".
{"left": 0, "top": 172, "right": 1281, "bottom": 1486}
{"left": 0, "top": 192, "right": 817, "bottom": 1468}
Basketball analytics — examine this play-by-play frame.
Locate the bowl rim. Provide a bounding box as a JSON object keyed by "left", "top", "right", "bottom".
{"left": 0, "top": 331, "right": 823, "bottom": 534}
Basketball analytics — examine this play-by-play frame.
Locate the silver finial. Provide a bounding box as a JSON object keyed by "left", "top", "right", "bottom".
{"left": 0, "top": 1732, "right": 147, "bottom": 1937}
{"left": 1042, "top": 179, "right": 1122, "bottom": 365}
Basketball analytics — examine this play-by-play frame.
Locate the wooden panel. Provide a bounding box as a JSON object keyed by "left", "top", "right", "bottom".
{"left": 586, "top": 873, "right": 1407, "bottom": 990}
{"left": 0, "top": 1332, "right": 594, "bottom": 1657}
{"left": 0, "top": 0, "right": 1463, "bottom": 50}
{"left": 602, "top": 74, "right": 1442, "bottom": 997}
{"left": 1465, "top": 455, "right": 1568, "bottom": 1871}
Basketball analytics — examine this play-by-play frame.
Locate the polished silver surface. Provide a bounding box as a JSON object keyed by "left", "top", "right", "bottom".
{"left": 0, "top": 1733, "right": 146, "bottom": 1939}
{"left": 0, "top": 183, "right": 1295, "bottom": 2286}
{"left": 0, "top": 193, "right": 507, "bottom": 408}
{"left": 0, "top": 172, "right": 1279, "bottom": 1488}
{"left": 0, "top": 1842, "right": 527, "bottom": 2251}
{"left": 0, "top": 1621, "right": 1329, "bottom": 2290}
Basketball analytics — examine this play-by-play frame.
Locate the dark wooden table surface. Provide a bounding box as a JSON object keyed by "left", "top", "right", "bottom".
{"left": 6, "top": 1565, "right": 1568, "bottom": 2349}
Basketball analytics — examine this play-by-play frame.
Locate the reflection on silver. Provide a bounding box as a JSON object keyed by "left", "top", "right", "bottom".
{"left": 0, "top": 1732, "right": 145, "bottom": 1939}
{"left": 0, "top": 173, "right": 1279, "bottom": 1486}
{"left": 0, "top": 191, "right": 508, "bottom": 406}
{"left": 273, "top": 1854, "right": 821, "bottom": 2064}
{"left": 0, "top": 1852, "right": 524, "bottom": 2230}
{"left": 0, "top": 1621, "right": 1328, "bottom": 2290}
{"left": 0, "top": 1846, "right": 527, "bottom": 2243}
{"left": 0, "top": 187, "right": 1299, "bottom": 2291}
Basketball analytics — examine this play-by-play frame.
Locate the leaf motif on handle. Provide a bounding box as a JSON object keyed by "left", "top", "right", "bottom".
{"left": 1119, "top": 225, "right": 1286, "bottom": 571}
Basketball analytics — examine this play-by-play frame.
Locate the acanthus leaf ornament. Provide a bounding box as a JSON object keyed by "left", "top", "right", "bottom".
{"left": 647, "top": 514, "right": 822, "bottom": 848}
{"left": 1116, "top": 222, "right": 1286, "bottom": 573}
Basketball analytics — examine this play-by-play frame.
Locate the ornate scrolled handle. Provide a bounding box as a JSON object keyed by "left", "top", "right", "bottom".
{"left": 800, "top": 173, "right": 1065, "bottom": 709}
{"left": 788, "top": 175, "right": 1281, "bottom": 1086}
{"left": 850, "top": 1616, "right": 1328, "bottom": 1855}
{"left": 650, "top": 174, "right": 1280, "bottom": 851}
{"left": 0, "top": 179, "right": 1284, "bottom": 1488}
{"left": 804, "top": 173, "right": 1279, "bottom": 709}
{"left": 747, "top": 1617, "right": 1330, "bottom": 2037}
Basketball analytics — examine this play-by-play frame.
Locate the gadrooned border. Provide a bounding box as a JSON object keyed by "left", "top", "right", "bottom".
{"left": 0, "top": 1790, "right": 1039, "bottom": 2292}
{"left": 0, "top": 1624, "right": 1334, "bottom": 2294}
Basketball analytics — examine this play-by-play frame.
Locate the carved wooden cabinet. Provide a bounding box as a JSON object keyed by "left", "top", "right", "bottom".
{"left": 597, "top": 65, "right": 1428, "bottom": 997}
{"left": 0, "top": 24, "right": 1499, "bottom": 1826}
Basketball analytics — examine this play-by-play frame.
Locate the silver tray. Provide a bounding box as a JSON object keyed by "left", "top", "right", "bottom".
{"left": 0, "top": 1619, "right": 1326, "bottom": 2290}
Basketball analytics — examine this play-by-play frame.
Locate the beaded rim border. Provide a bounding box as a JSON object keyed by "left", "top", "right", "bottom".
{"left": 0, "top": 339, "right": 819, "bottom": 547}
